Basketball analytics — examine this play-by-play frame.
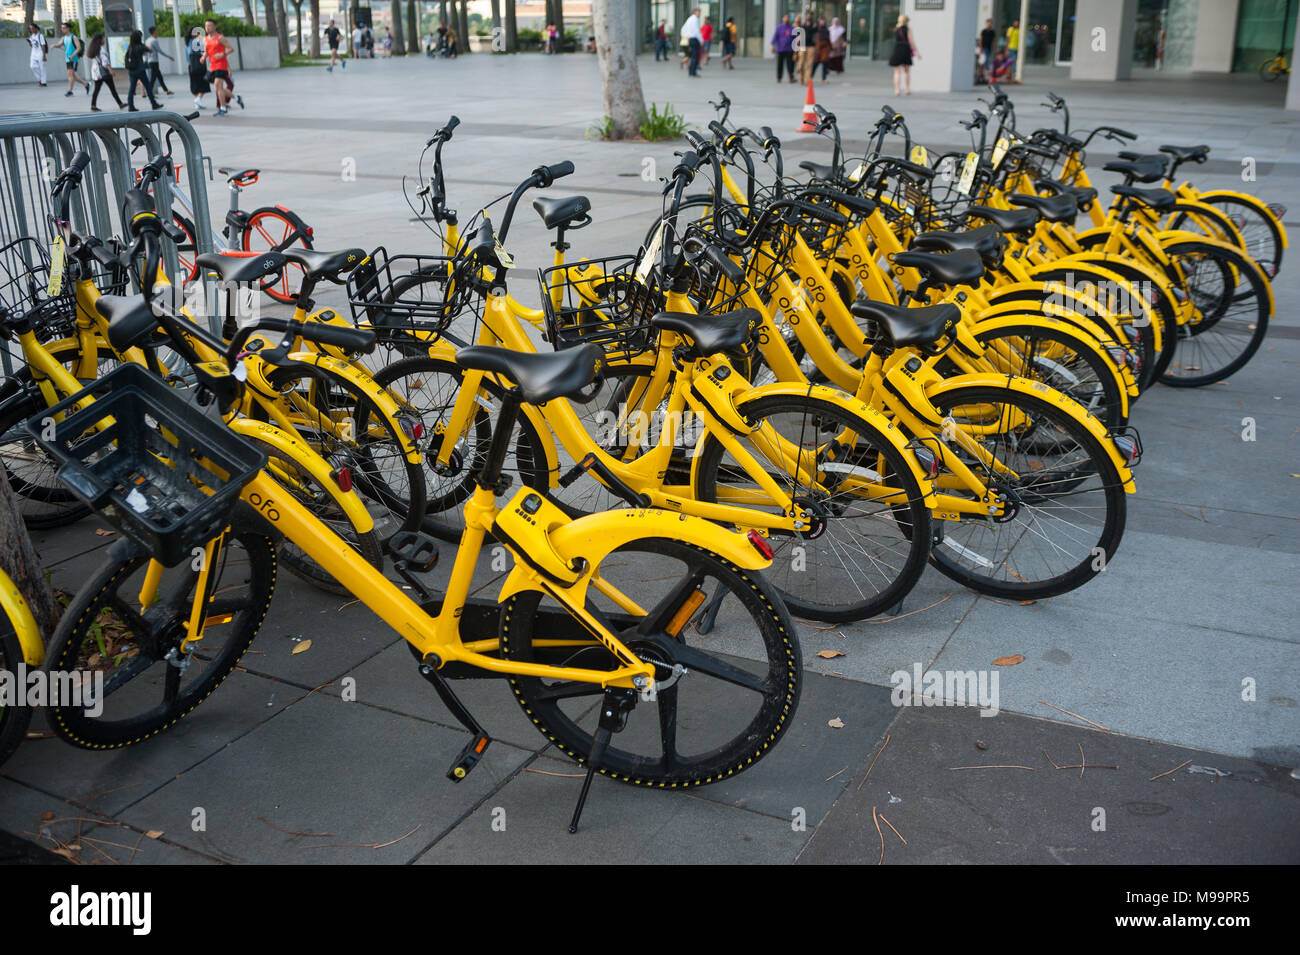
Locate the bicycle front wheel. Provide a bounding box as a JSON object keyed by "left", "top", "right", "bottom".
{"left": 241, "top": 206, "right": 313, "bottom": 305}
{"left": 693, "top": 394, "right": 932, "bottom": 623}
{"left": 501, "top": 538, "right": 801, "bottom": 788}
{"left": 929, "top": 385, "right": 1127, "bottom": 599}
{"left": 44, "top": 529, "right": 275, "bottom": 749}
{"left": 0, "top": 626, "right": 33, "bottom": 769}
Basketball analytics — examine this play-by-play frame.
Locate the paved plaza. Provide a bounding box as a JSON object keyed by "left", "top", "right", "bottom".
{"left": 1, "top": 53, "right": 1297, "bottom": 863}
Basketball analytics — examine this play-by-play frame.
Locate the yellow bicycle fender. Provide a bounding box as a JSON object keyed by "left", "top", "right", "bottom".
{"left": 1194, "top": 190, "right": 1288, "bottom": 249}
{"left": 287, "top": 351, "right": 423, "bottom": 463}
{"left": 227, "top": 419, "right": 376, "bottom": 534}
{"left": 1152, "top": 231, "right": 1276, "bottom": 316}
{"left": 496, "top": 508, "right": 773, "bottom": 606}
{"left": 924, "top": 374, "right": 1136, "bottom": 493}
{"left": 978, "top": 297, "right": 1125, "bottom": 346}
{"left": 1038, "top": 255, "right": 1170, "bottom": 353}
{"left": 0, "top": 569, "right": 44, "bottom": 666}
{"left": 685, "top": 382, "right": 936, "bottom": 501}
{"left": 966, "top": 313, "right": 1137, "bottom": 404}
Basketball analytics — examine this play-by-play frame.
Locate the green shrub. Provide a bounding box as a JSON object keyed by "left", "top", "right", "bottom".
{"left": 154, "top": 12, "right": 267, "bottom": 38}
{"left": 587, "top": 115, "right": 615, "bottom": 141}
{"left": 639, "top": 102, "right": 688, "bottom": 142}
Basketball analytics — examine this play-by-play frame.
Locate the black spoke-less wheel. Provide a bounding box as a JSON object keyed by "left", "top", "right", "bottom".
{"left": 928, "top": 385, "right": 1127, "bottom": 599}
{"left": 693, "top": 395, "right": 931, "bottom": 623}
{"left": 0, "top": 626, "right": 33, "bottom": 768}
{"left": 44, "top": 530, "right": 275, "bottom": 749}
{"left": 501, "top": 538, "right": 801, "bottom": 787}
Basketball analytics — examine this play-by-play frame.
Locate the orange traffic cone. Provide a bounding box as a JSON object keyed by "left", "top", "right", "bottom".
{"left": 796, "top": 78, "right": 818, "bottom": 133}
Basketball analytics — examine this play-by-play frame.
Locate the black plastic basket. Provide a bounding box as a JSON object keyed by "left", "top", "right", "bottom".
{"left": 27, "top": 364, "right": 267, "bottom": 567}
{"left": 346, "top": 246, "right": 481, "bottom": 346}
{"left": 539, "top": 254, "right": 665, "bottom": 357}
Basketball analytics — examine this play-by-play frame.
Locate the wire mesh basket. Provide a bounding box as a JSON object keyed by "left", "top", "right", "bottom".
{"left": 346, "top": 246, "right": 483, "bottom": 348}
{"left": 27, "top": 364, "right": 267, "bottom": 567}
{"left": 0, "top": 237, "right": 77, "bottom": 345}
{"left": 539, "top": 253, "right": 665, "bottom": 359}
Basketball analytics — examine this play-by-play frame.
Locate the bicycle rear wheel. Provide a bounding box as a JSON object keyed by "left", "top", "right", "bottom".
{"left": 928, "top": 384, "right": 1127, "bottom": 599}
{"left": 0, "top": 626, "right": 33, "bottom": 769}
{"left": 44, "top": 529, "right": 275, "bottom": 749}
{"left": 693, "top": 394, "right": 932, "bottom": 623}
{"left": 501, "top": 538, "right": 801, "bottom": 788}
{"left": 240, "top": 206, "right": 313, "bottom": 305}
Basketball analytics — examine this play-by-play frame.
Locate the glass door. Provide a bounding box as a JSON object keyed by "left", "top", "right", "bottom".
{"left": 1055, "top": 0, "right": 1075, "bottom": 64}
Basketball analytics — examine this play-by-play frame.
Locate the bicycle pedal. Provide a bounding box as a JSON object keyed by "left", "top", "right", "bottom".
{"left": 385, "top": 530, "right": 440, "bottom": 572}
{"left": 447, "top": 734, "right": 491, "bottom": 782}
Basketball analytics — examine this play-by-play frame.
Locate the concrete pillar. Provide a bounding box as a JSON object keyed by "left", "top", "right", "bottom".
{"left": 1286, "top": 6, "right": 1300, "bottom": 110}
{"left": 764, "top": 0, "right": 777, "bottom": 58}
{"left": 1069, "top": 0, "right": 1137, "bottom": 80}
{"left": 1192, "top": 0, "right": 1238, "bottom": 73}
{"left": 906, "top": 0, "right": 980, "bottom": 93}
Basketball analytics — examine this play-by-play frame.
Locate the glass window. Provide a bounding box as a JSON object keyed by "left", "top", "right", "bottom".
{"left": 1233, "top": 0, "right": 1296, "bottom": 71}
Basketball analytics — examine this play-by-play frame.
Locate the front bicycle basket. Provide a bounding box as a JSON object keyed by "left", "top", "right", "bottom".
{"left": 539, "top": 254, "right": 665, "bottom": 358}
{"left": 27, "top": 364, "right": 267, "bottom": 566}
{"left": 346, "top": 246, "right": 482, "bottom": 346}
{"left": 0, "top": 238, "right": 78, "bottom": 348}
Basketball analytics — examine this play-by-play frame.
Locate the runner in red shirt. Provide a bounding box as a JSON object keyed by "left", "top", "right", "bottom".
{"left": 700, "top": 17, "right": 713, "bottom": 67}
{"left": 203, "top": 19, "right": 237, "bottom": 115}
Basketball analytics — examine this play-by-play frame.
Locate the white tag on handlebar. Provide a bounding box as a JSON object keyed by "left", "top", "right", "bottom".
{"left": 849, "top": 162, "right": 869, "bottom": 185}
{"left": 991, "top": 138, "right": 1010, "bottom": 170}
{"left": 47, "top": 235, "right": 65, "bottom": 296}
{"left": 494, "top": 240, "right": 515, "bottom": 269}
{"left": 636, "top": 221, "right": 665, "bottom": 283}
{"left": 957, "top": 152, "right": 979, "bottom": 196}
{"left": 233, "top": 358, "right": 248, "bottom": 382}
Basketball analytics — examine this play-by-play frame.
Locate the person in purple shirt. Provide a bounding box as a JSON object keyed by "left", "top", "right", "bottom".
{"left": 771, "top": 13, "right": 795, "bottom": 83}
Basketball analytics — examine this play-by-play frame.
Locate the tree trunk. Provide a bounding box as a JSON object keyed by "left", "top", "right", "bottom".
{"left": 390, "top": 0, "right": 405, "bottom": 53}
{"left": 202, "top": 0, "right": 214, "bottom": 14}
{"left": 291, "top": 0, "right": 303, "bottom": 54}
{"left": 275, "top": 0, "right": 291, "bottom": 57}
{"left": 264, "top": 0, "right": 278, "bottom": 38}
{"left": 490, "top": 0, "right": 500, "bottom": 46}
{"left": 407, "top": 0, "right": 419, "bottom": 54}
{"left": 52, "top": 0, "right": 62, "bottom": 33}
{"left": 0, "top": 473, "right": 58, "bottom": 644}
{"left": 504, "top": 0, "right": 517, "bottom": 52}
{"left": 309, "top": 0, "right": 320, "bottom": 56}
{"left": 553, "top": 0, "right": 563, "bottom": 44}
{"left": 22, "top": 0, "right": 35, "bottom": 30}
{"left": 241, "top": 0, "right": 255, "bottom": 27}
{"left": 457, "top": 0, "right": 470, "bottom": 54}
{"left": 592, "top": 0, "right": 645, "bottom": 140}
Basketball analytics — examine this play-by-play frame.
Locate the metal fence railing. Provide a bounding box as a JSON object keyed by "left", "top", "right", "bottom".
{"left": 0, "top": 110, "right": 216, "bottom": 374}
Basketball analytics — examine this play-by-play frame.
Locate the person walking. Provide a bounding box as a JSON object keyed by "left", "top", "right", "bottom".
{"left": 87, "top": 33, "right": 123, "bottom": 111}
{"left": 979, "top": 18, "right": 996, "bottom": 81}
{"left": 1005, "top": 18, "right": 1020, "bottom": 79}
{"left": 654, "top": 19, "right": 669, "bottom": 61}
{"left": 325, "top": 18, "right": 344, "bottom": 71}
{"left": 889, "top": 14, "right": 918, "bottom": 95}
{"left": 61, "top": 23, "right": 89, "bottom": 97}
{"left": 124, "top": 30, "right": 162, "bottom": 111}
{"left": 364, "top": 26, "right": 375, "bottom": 58}
{"left": 28, "top": 23, "right": 49, "bottom": 87}
{"left": 721, "top": 17, "right": 736, "bottom": 70}
{"left": 771, "top": 13, "right": 795, "bottom": 84}
{"left": 187, "top": 27, "right": 210, "bottom": 108}
{"left": 796, "top": 13, "right": 817, "bottom": 84}
{"left": 144, "top": 27, "right": 173, "bottom": 96}
{"left": 700, "top": 16, "right": 713, "bottom": 68}
{"left": 203, "top": 18, "right": 237, "bottom": 115}
{"left": 815, "top": 17, "right": 832, "bottom": 83}
{"left": 382, "top": 29, "right": 393, "bottom": 55}
{"left": 681, "top": 8, "right": 702, "bottom": 77}
{"left": 827, "top": 17, "right": 847, "bottom": 76}
{"left": 352, "top": 24, "right": 364, "bottom": 59}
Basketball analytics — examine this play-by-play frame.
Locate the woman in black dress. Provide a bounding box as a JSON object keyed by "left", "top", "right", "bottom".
{"left": 889, "top": 14, "right": 918, "bottom": 95}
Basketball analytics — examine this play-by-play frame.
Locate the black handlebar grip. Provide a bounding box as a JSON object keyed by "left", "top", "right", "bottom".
{"left": 685, "top": 130, "right": 710, "bottom": 152}
{"left": 1112, "top": 127, "right": 1136, "bottom": 139}
{"left": 124, "top": 189, "right": 160, "bottom": 234}
{"left": 68, "top": 151, "right": 91, "bottom": 176}
{"left": 894, "top": 159, "right": 936, "bottom": 180}
{"left": 791, "top": 200, "right": 850, "bottom": 228}
{"left": 446, "top": 115, "right": 460, "bottom": 132}
{"left": 544, "top": 160, "right": 574, "bottom": 182}
{"left": 698, "top": 242, "right": 745, "bottom": 285}
{"left": 299, "top": 323, "right": 376, "bottom": 354}
{"left": 708, "top": 120, "right": 729, "bottom": 140}
{"left": 759, "top": 125, "right": 775, "bottom": 142}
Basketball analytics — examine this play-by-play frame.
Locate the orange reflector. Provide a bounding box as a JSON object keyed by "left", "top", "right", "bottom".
{"left": 474, "top": 737, "right": 489, "bottom": 754}
{"left": 203, "top": 613, "right": 234, "bottom": 627}
{"left": 665, "top": 589, "right": 707, "bottom": 637}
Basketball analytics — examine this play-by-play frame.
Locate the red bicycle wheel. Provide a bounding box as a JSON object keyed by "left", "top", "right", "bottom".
{"left": 173, "top": 212, "right": 200, "bottom": 285}
{"left": 240, "top": 205, "right": 314, "bottom": 304}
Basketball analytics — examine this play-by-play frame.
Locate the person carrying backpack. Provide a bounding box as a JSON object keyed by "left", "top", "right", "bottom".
{"left": 61, "top": 22, "right": 89, "bottom": 96}
{"left": 28, "top": 23, "right": 48, "bottom": 87}
{"left": 124, "top": 30, "right": 161, "bottom": 111}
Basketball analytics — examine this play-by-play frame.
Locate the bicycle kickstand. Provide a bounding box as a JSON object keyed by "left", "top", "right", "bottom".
{"left": 693, "top": 585, "right": 728, "bottom": 635}
{"left": 568, "top": 687, "right": 637, "bottom": 834}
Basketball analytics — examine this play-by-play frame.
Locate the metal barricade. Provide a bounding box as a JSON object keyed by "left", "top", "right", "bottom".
{"left": 0, "top": 110, "right": 216, "bottom": 374}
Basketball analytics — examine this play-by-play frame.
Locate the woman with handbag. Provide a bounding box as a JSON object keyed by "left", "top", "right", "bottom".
{"left": 889, "top": 14, "right": 919, "bottom": 96}
{"left": 87, "top": 34, "right": 124, "bottom": 111}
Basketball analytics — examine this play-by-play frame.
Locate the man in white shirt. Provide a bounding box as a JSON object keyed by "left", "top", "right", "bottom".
{"left": 352, "top": 25, "right": 364, "bottom": 58}
{"left": 681, "top": 8, "right": 702, "bottom": 77}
